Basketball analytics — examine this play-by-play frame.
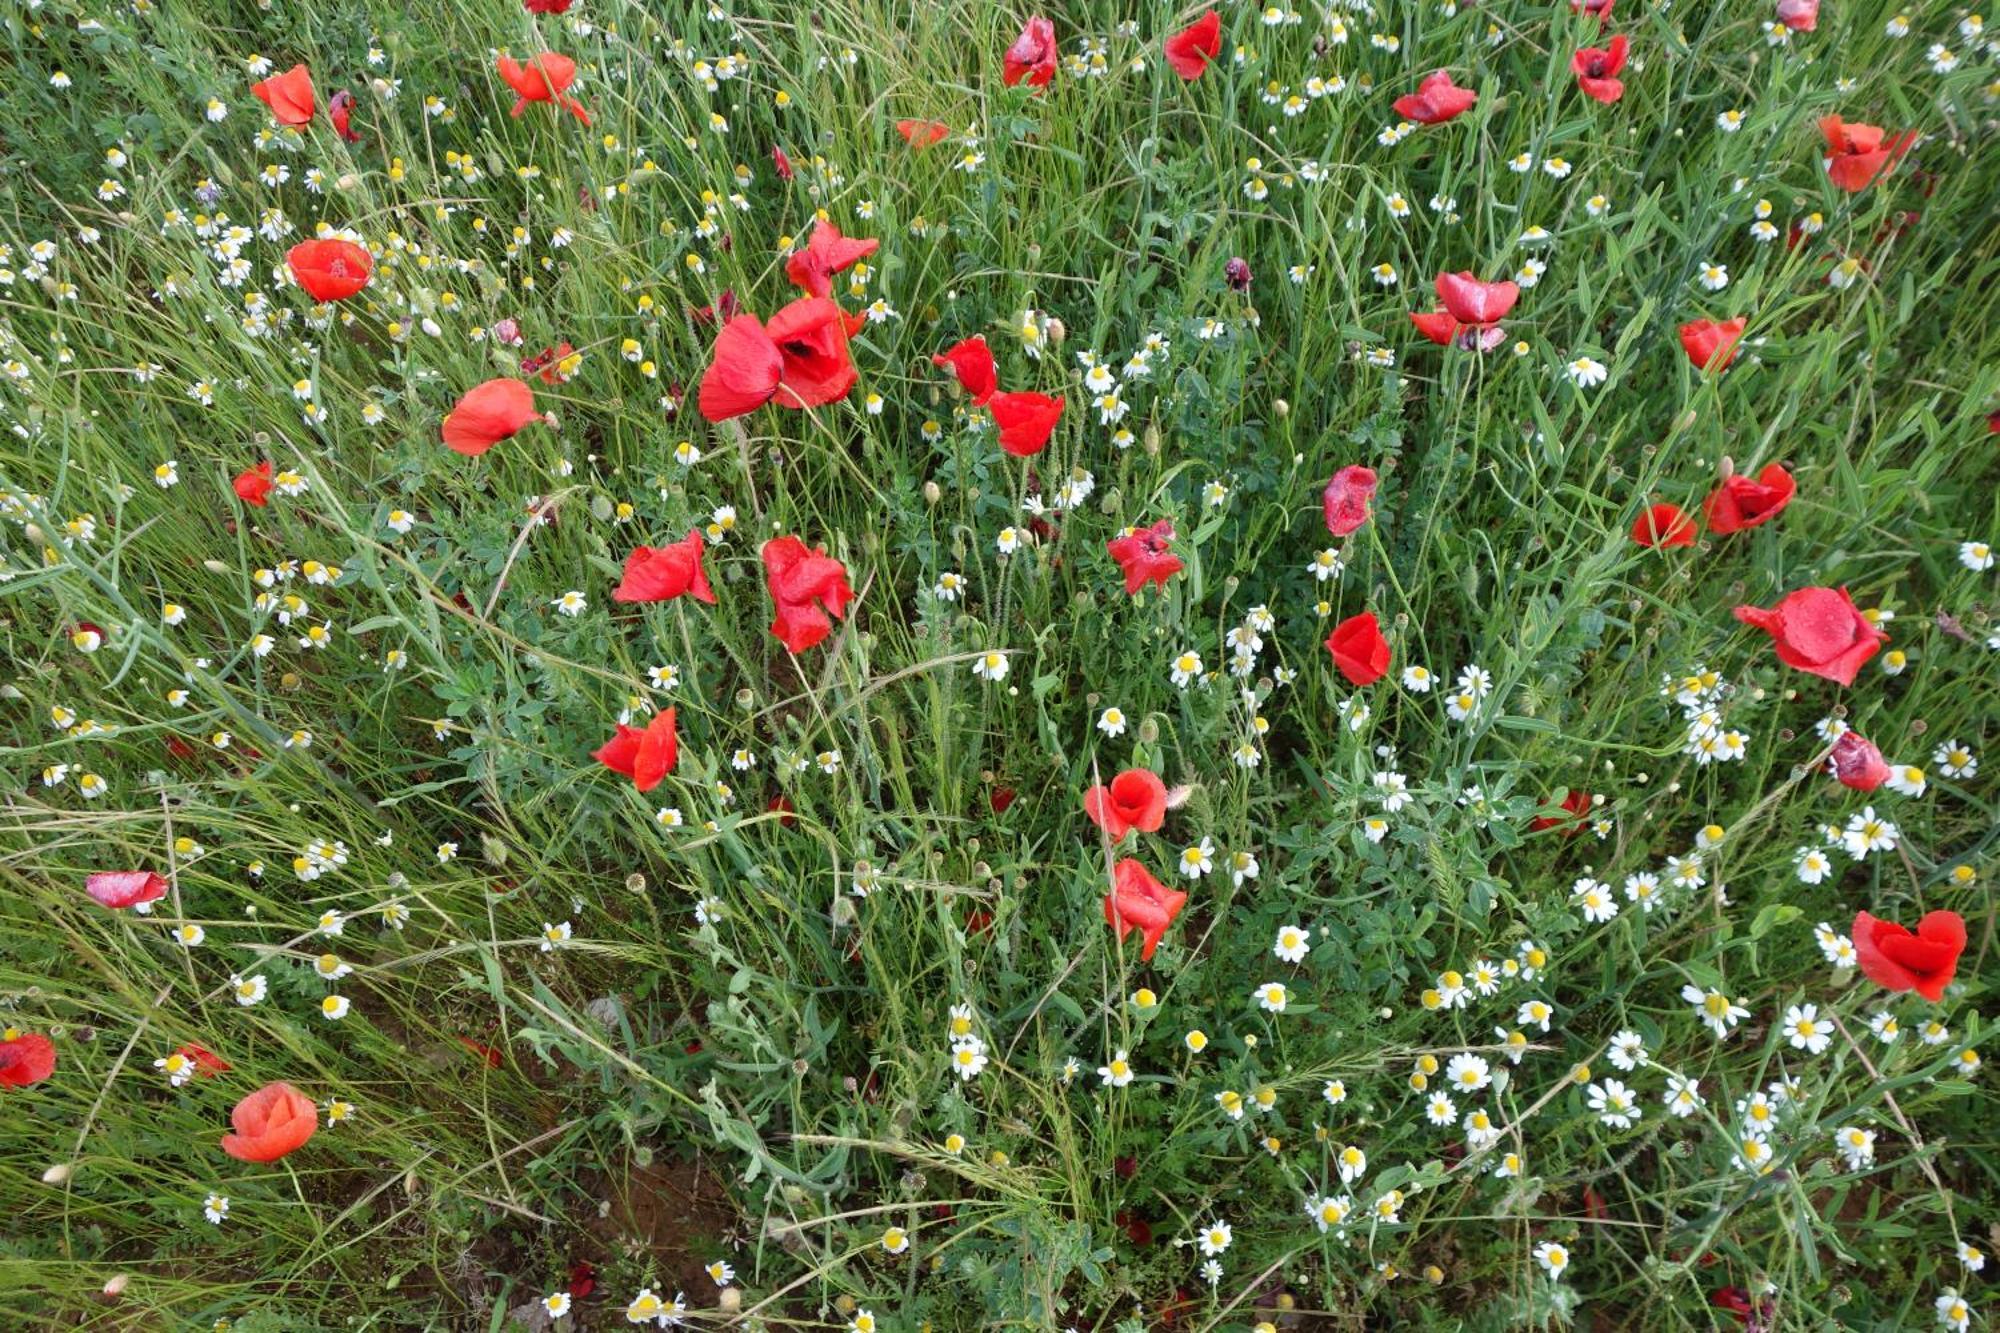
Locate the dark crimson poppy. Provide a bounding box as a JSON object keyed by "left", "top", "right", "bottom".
{"left": 1117, "top": 1210, "right": 1154, "bottom": 1246}
{"left": 988, "top": 788, "right": 1017, "bottom": 815}
{"left": 966, "top": 908, "right": 995, "bottom": 934}
{"left": 1827, "top": 731, "right": 1889, "bottom": 791}
{"left": 0, "top": 1032, "right": 55, "bottom": 1088}
{"left": 1776, "top": 0, "right": 1818, "bottom": 28}
{"left": 1106, "top": 520, "right": 1183, "bottom": 595}
{"left": 1103, "top": 858, "right": 1187, "bottom": 961}
{"left": 287, "top": 238, "right": 372, "bottom": 302}
{"left": 1630, "top": 503, "right": 1696, "bottom": 548}
{"left": 328, "top": 89, "right": 361, "bottom": 142}
{"left": 442, "top": 378, "right": 539, "bottom": 456}
{"left": 567, "top": 1260, "right": 597, "bottom": 1300}
{"left": 86, "top": 870, "right": 169, "bottom": 910}
{"left": 458, "top": 1036, "right": 504, "bottom": 1067}
{"left": 1163, "top": 10, "right": 1222, "bottom": 80}
{"left": 1734, "top": 586, "right": 1885, "bottom": 686}
{"left": 613, "top": 530, "right": 715, "bottom": 605}
{"left": 768, "top": 795, "right": 798, "bottom": 828}
{"left": 1679, "top": 317, "right": 1747, "bottom": 371}
{"left": 896, "top": 119, "right": 951, "bottom": 149}
{"left": 1819, "top": 116, "right": 1916, "bottom": 193}
{"left": 1853, "top": 910, "right": 1965, "bottom": 1002}
{"left": 1004, "top": 16, "right": 1059, "bottom": 88}
{"left": 1325, "top": 611, "right": 1391, "bottom": 686}
{"left": 932, "top": 336, "right": 998, "bottom": 405}
{"left": 497, "top": 52, "right": 590, "bottom": 124}
{"left": 251, "top": 63, "right": 316, "bottom": 126}
{"left": 988, "top": 391, "right": 1064, "bottom": 456}
{"left": 1323, "top": 464, "right": 1377, "bottom": 536}
{"left": 1710, "top": 1287, "right": 1755, "bottom": 1322}
{"left": 763, "top": 535, "right": 854, "bottom": 653}
{"left": 593, "top": 708, "right": 678, "bottom": 793}
{"left": 220, "top": 1081, "right": 317, "bottom": 1162}
{"left": 785, "top": 219, "right": 880, "bottom": 299}
{"left": 233, "top": 461, "right": 274, "bottom": 507}
{"left": 1083, "top": 768, "right": 1168, "bottom": 843}
{"left": 1703, "top": 462, "right": 1794, "bottom": 533}
{"left": 1529, "top": 788, "right": 1593, "bottom": 835}
{"left": 1571, "top": 34, "right": 1628, "bottom": 104}
{"left": 1393, "top": 70, "right": 1477, "bottom": 124}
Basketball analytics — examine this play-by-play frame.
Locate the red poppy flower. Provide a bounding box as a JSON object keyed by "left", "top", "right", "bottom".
{"left": 1853, "top": 910, "right": 1965, "bottom": 1002}
{"left": 988, "top": 391, "right": 1065, "bottom": 456}
{"left": 1393, "top": 70, "right": 1477, "bottom": 124}
{"left": 220, "top": 1081, "right": 318, "bottom": 1162}
{"left": 233, "top": 461, "right": 274, "bottom": 507}
{"left": 1084, "top": 769, "right": 1169, "bottom": 843}
{"left": 328, "top": 89, "right": 361, "bottom": 142}
{"left": 1409, "top": 310, "right": 1461, "bottom": 346}
{"left": 519, "top": 342, "right": 575, "bottom": 386}
{"left": 1776, "top": 0, "right": 1818, "bottom": 28}
{"left": 1004, "top": 16, "right": 1059, "bottom": 88}
{"left": 525, "top": 0, "right": 574, "bottom": 11}
{"left": 1827, "top": 730, "right": 1890, "bottom": 791}
{"left": 766, "top": 297, "right": 861, "bottom": 407}
{"left": 1630, "top": 503, "right": 1696, "bottom": 548}
{"left": 0, "top": 1032, "right": 55, "bottom": 1088}
{"left": 1324, "top": 611, "right": 1391, "bottom": 686}
{"left": 1438, "top": 271, "right": 1520, "bottom": 325}
{"left": 613, "top": 530, "right": 716, "bottom": 605}
{"left": 1819, "top": 115, "right": 1916, "bottom": 193}
{"left": 1679, "top": 317, "right": 1747, "bottom": 371}
{"left": 567, "top": 1261, "right": 597, "bottom": 1300}
{"left": 698, "top": 315, "right": 784, "bottom": 421}
{"left": 1732, "top": 585, "right": 1884, "bottom": 686}
{"left": 1323, "top": 464, "right": 1378, "bottom": 536}
{"left": 496, "top": 52, "right": 590, "bottom": 124}
{"left": 1163, "top": 10, "right": 1222, "bottom": 80}
{"left": 458, "top": 1036, "right": 504, "bottom": 1067}
{"left": 251, "top": 63, "right": 316, "bottom": 126}
{"left": 785, "top": 219, "right": 880, "bottom": 299}
{"left": 593, "top": 708, "right": 678, "bottom": 792}
{"left": 175, "top": 1042, "right": 232, "bottom": 1078}
{"left": 442, "top": 378, "right": 539, "bottom": 456}
{"left": 86, "top": 870, "right": 169, "bottom": 910}
{"left": 1572, "top": 0, "right": 1615, "bottom": 19}
{"left": 1106, "top": 520, "right": 1184, "bottom": 595}
{"left": 897, "top": 119, "right": 951, "bottom": 149}
{"left": 1529, "top": 788, "right": 1593, "bottom": 834}
{"left": 763, "top": 535, "right": 854, "bottom": 653}
{"left": 287, "top": 238, "right": 373, "bottom": 302}
{"left": 1703, "top": 462, "right": 1795, "bottom": 533}
{"left": 932, "top": 336, "right": 998, "bottom": 405}
{"left": 771, "top": 144, "right": 794, "bottom": 180}
{"left": 1571, "top": 34, "right": 1628, "bottom": 104}
{"left": 1103, "top": 859, "right": 1187, "bottom": 961}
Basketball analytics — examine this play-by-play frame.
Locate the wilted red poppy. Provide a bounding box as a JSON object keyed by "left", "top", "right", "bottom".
{"left": 1827, "top": 731, "right": 1890, "bottom": 791}
{"left": 86, "top": 870, "right": 169, "bottom": 910}
{"left": 594, "top": 708, "right": 678, "bottom": 792}
{"left": 1083, "top": 768, "right": 1169, "bottom": 843}
{"left": 1004, "top": 16, "right": 1059, "bottom": 88}
{"left": 1630, "top": 503, "right": 1696, "bottom": 548}
{"left": 251, "top": 64, "right": 316, "bottom": 126}
{"left": 896, "top": 119, "right": 951, "bottom": 149}
{"left": 1163, "top": 10, "right": 1222, "bottom": 80}
{"left": 785, "top": 219, "right": 880, "bottom": 299}
{"left": 1732, "top": 585, "right": 1884, "bottom": 686}
{"left": 220, "top": 1081, "right": 317, "bottom": 1162}
{"left": 1819, "top": 115, "right": 1916, "bottom": 193}
{"left": 442, "top": 379, "right": 539, "bottom": 456}
{"left": 519, "top": 342, "right": 575, "bottom": 386}
{"left": 1393, "top": 70, "right": 1477, "bottom": 124}
{"left": 933, "top": 336, "right": 998, "bottom": 405}
{"left": 763, "top": 535, "right": 854, "bottom": 653}
{"left": 1852, "top": 910, "right": 1965, "bottom": 1002}
{"left": 1571, "top": 34, "right": 1628, "bottom": 104}
{"left": 1103, "top": 859, "right": 1187, "bottom": 961}
{"left": 0, "top": 1032, "right": 55, "bottom": 1088}
{"left": 1529, "top": 788, "right": 1593, "bottom": 834}
{"left": 1703, "top": 462, "right": 1794, "bottom": 533}
{"left": 287, "top": 238, "right": 372, "bottom": 302}
{"left": 497, "top": 52, "right": 590, "bottom": 124}
{"left": 174, "top": 1042, "right": 232, "bottom": 1078}
{"left": 771, "top": 145, "right": 794, "bottom": 180}
{"left": 1325, "top": 611, "right": 1391, "bottom": 686}
{"left": 1776, "top": 0, "right": 1818, "bottom": 28}
{"left": 613, "top": 530, "right": 715, "bottom": 605}
{"left": 1679, "top": 317, "right": 1747, "bottom": 371}
{"left": 458, "top": 1036, "right": 504, "bottom": 1067}
{"left": 988, "top": 391, "right": 1065, "bottom": 456}
{"left": 328, "top": 89, "right": 361, "bottom": 142}
{"left": 1106, "top": 520, "right": 1183, "bottom": 595}
{"left": 233, "top": 461, "right": 274, "bottom": 508}
{"left": 1323, "top": 464, "right": 1378, "bottom": 536}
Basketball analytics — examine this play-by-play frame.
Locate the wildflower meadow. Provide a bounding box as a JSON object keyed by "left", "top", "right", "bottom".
{"left": 1, "top": 0, "right": 1997, "bottom": 1327}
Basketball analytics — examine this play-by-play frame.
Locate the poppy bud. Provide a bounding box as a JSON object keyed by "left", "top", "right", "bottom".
{"left": 42, "top": 1163, "right": 72, "bottom": 1184}
{"left": 1046, "top": 316, "right": 1065, "bottom": 345}
{"left": 1274, "top": 398, "right": 1289, "bottom": 418}
{"left": 102, "top": 1275, "right": 129, "bottom": 1299}
{"left": 719, "top": 1288, "right": 742, "bottom": 1313}
{"left": 1143, "top": 423, "right": 1161, "bottom": 455}
{"left": 625, "top": 873, "right": 647, "bottom": 893}
{"left": 923, "top": 480, "right": 942, "bottom": 504}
